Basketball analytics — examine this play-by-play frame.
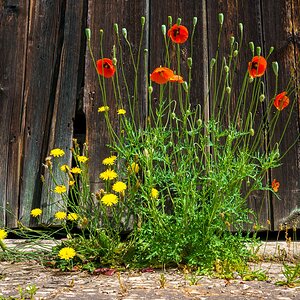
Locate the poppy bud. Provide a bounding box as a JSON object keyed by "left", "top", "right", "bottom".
{"left": 161, "top": 24, "right": 166, "bottom": 36}
{"left": 239, "top": 23, "right": 243, "bottom": 34}
{"left": 224, "top": 65, "right": 229, "bottom": 73}
{"left": 193, "top": 17, "right": 198, "bottom": 26}
{"left": 85, "top": 28, "right": 91, "bottom": 40}
{"left": 182, "top": 81, "right": 189, "bottom": 93}
{"left": 168, "top": 141, "right": 173, "bottom": 147}
{"left": 112, "top": 58, "right": 117, "bottom": 66}
{"left": 210, "top": 58, "right": 216, "bottom": 69}
{"left": 141, "top": 16, "right": 145, "bottom": 26}
{"left": 230, "top": 36, "right": 235, "bottom": 46}
{"left": 249, "top": 128, "right": 255, "bottom": 136}
{"left": 187, "top": 57, "right": 192, "bottom": 68}
{"left": 268, "top": 46, "right": 274, "bottom": 56}
{"left": 113, "top": 23, "right": 119, "bottom": 34}
{"left": 197, "top": 119, "right": 202, "bottom": 127}
{"left": 233, "top": 50, "right": 238, "bottom": 57}
{"left": 272, "top": 61, "right": 279, "bottom": 77}
{"left": 218, "top": 13, "right": 224, "bottom": 25}
{"left": 226, "top": 86, "right": 231, "bottom": 94}
{"left": 148, "top": 86, "right": 153, "bottom": 94}
{"left": 249, "top": 42, "right": 254, "bottom": 55}
{"left": 177, "top": 17, "right": 182, "bottom": 25}
{"left": 122, "top": 28, "right": 127, "bottom": 39}
{"left": 256, "top": 46, "right": 261, "bottom": 56}
{"left": 99, "top": 29, "right": 104, "bottom": 36}
{"left": 113, "top": 45, "right": 116, "bottom": 58}
{"left": 259, "top": 94, "right": 265, "bottom": 102}
{"left": 171, "top": 112, "right": 176, "bottom": 119}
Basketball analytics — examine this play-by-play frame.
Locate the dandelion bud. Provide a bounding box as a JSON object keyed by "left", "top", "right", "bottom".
{"left": 112, "top": 58, "right": 117, "bottom": 66}
{"left": 256, "top": 46, "right": 261, "bottom": 56}
{"left": 161, "top": 24, "right": 166, "bottom": 36}
{"left": 141, "top": 16, "right": 146, "bottom": 26}
{"left": 168, "top": 16, "right": 172, "bottom": 26}
{"left": 249, "top": 128, "right": 255, "bottom": 136}
{"left": 269, "top": 46, "right": 274, "bottom": 56}
{"left": 249, "top": 42, "right": 255, "bottom": 54}
{"left": 224, "top": 65, "right": 229, "bottom": 73}
{"left": 210, "top": 58, "right": 216, "bottom": 69}
{"left": 272, "top": 61, "right": 279, "bottom": 76}
{"left": 230, "top": 36, "right": 235, "bottom": 46}
{"left": 239, "top": 23, "right": 243, "bottom": 34}
{"left": 193, "top": 17, "right": 198, "bottom": 26}
{"left": 233, "top": 50, "right": 238, "bottom": 57}
{"left": 177, "top": 17, "right": 182, "bottom": 25}
{"left": 122, "top": 28, "right": 127, "bottom": 39}
{"left": 148, "top": 86, "right": 153, "bottom": 94}
{"left": 187, "top": 57, "right": 193, "bottom": 68}
{"left": 259, "top": 94, "right": 265, "bottom": 102}
{"left": 218, "top": 13, "right": 224, "bottom": 25}
{"left": 182, "top": 81, "right": 189, "bottom": 93}
{"left": 85, "top": 28, "right": 91, "bottom": 40}
{"left": 226, "top": 86, "right": 231, "bottom": 94}
{"left": 113, "top": 23, "right": 119, "bottom": 34}
{"left": 171, "top": 112, "right": 176, "bottom": 119}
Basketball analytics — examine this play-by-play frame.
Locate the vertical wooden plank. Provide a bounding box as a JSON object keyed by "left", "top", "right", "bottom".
{"left": 0, "top": 0, "right": 29, "bottom": 227}
{"left": 84, "top": 0, "right": 149, "bottom": 193}
{"left": 262, "top": 0, "right": 300, "bottom": 228}
{"left": 206, "top": 0, "right": 271, "bottom": 226}
{"left": 40, "top": 1, "right": 86, "bottom": 223}
{"left": 19, "top": 0, "right": 67, "bottom": 226}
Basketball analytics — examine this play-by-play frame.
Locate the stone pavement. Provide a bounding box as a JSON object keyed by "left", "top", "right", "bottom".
{"left": 0, "top": 240, "right": 300, "bottom": 299}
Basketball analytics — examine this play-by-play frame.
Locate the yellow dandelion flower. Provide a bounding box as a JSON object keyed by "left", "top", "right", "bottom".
{"left": 50, "top": 148, "right": 65, "bottom": 157}
{"left": 55, "top": 211, "right": 67, "bottom": 220}
{"left": 58, "top": 247, "right": 76, "bottom": 260}
{"left": 60, "top": 164, "right": 69, "bottom": 172}
{"left": 69, "top": 180, "right": 75, "bottom": 187}
{"left": 128, "top": 162, "right": 139, "bottom": 173}
{"left": 67, "top": 213, "right": 79, "bottom": 221}
{"left": 70, "top": 167, "right": 82, "bottom": 174}
{"left": 99, "top": 169, "right": 118, "bottom": 180}
{"left": 112, "top": 181, "right": 127, "bottom": 193}
{"left": 30, "top": 208, "right": 42, "bottom": 217}
{"left": 0, "top": 229, "right": 7, "bottom": 240}
{"left": 151, "top": 188, "right": 159, "bottom": 199}
{"left": 101, "top": 194, "right": 118, "bottom": 206}
{"left": 117, "top": 108, "right": 126, "bottom": 115}
{"left": 98, "top": 106, "right": 109, "bottom": 113}
{"left": 77, "top": 155, "right": 88, "bottom": 163}
{"left": 54, "top": 185, "right": 67, "bottom": 194}
{"left": 102, "top": 155, "right": 117, "bottom": 166}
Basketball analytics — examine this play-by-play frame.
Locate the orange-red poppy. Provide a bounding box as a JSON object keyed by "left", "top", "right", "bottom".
{"left": 274, "top": 91, "right": 289, "bottom": 111}
{"left": 272, "top": 179, "right": 280, "bottom": 192}
{"left": 96, "top": 58, "right": 116, "bottom": 78}
{"left": 248, "top": 56, "right": 267, "bottom": 78}
{"left": 168, "top": 24, "right": 189, "bottom": 44}
{"left": 150, "top": 67, "right": 174, "bottom": 84}
{"left": 169, "top": 74, "right": 184, "bottom": 83}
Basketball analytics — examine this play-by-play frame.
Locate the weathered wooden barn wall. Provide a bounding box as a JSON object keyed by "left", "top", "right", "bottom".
{"left": 0, "top": 0, "right": 299, "bottom": 229}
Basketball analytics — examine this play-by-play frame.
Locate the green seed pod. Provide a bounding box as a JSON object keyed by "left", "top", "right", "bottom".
{"left": 259, "top": 94, "right": 265, "bottom": 102}
{"left": 161, "top": 24, "right": 166, "bottom": 36}
{"left": 272, "top": 61, "right": 279, "bottom": 76}
{"left": 218, "top": 13, "right": 224, "bottom": 25}
{"left": 256, "top": 46, "right": 261, "bottom": 56}
{"left": 122, "top": 28, "right": 127, "bottom": 39}
{"left": 85, "top": 28, "right": 91, "bottom": 40}
{"left": 187, "top": 57, "right": 193, "bottom": 68}
{"left": 249, "top": 42, "right": 255, "bottom": 54}
{"left": 193, "top": 17, "right": 198, "bottom": 26}
{"left": 113, "top": 23, "right": 119, "bottom": 34}
{"left": 141, "top": 16, "right": 146, "bottom": 26}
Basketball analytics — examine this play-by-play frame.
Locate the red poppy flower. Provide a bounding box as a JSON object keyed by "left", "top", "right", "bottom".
{"left": 150, "top": 67, "right": 174, "bottom": 84}
{"left": 274, "top": 91, "right": 289, "bottom": 111}
{"left": 169, "top": 74, "right": 184, "bottom": 83}
{"left": 96, "top": 58, "right": 116, "bottom": 78}
{"left": 248, "top": 56, "right": 267, "bottom": 78}
{"left": 272, "top": 179, "right": 280, "bottom": 192}
{"left": 168, "top": 24, "right": 189, "bottom": 44}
